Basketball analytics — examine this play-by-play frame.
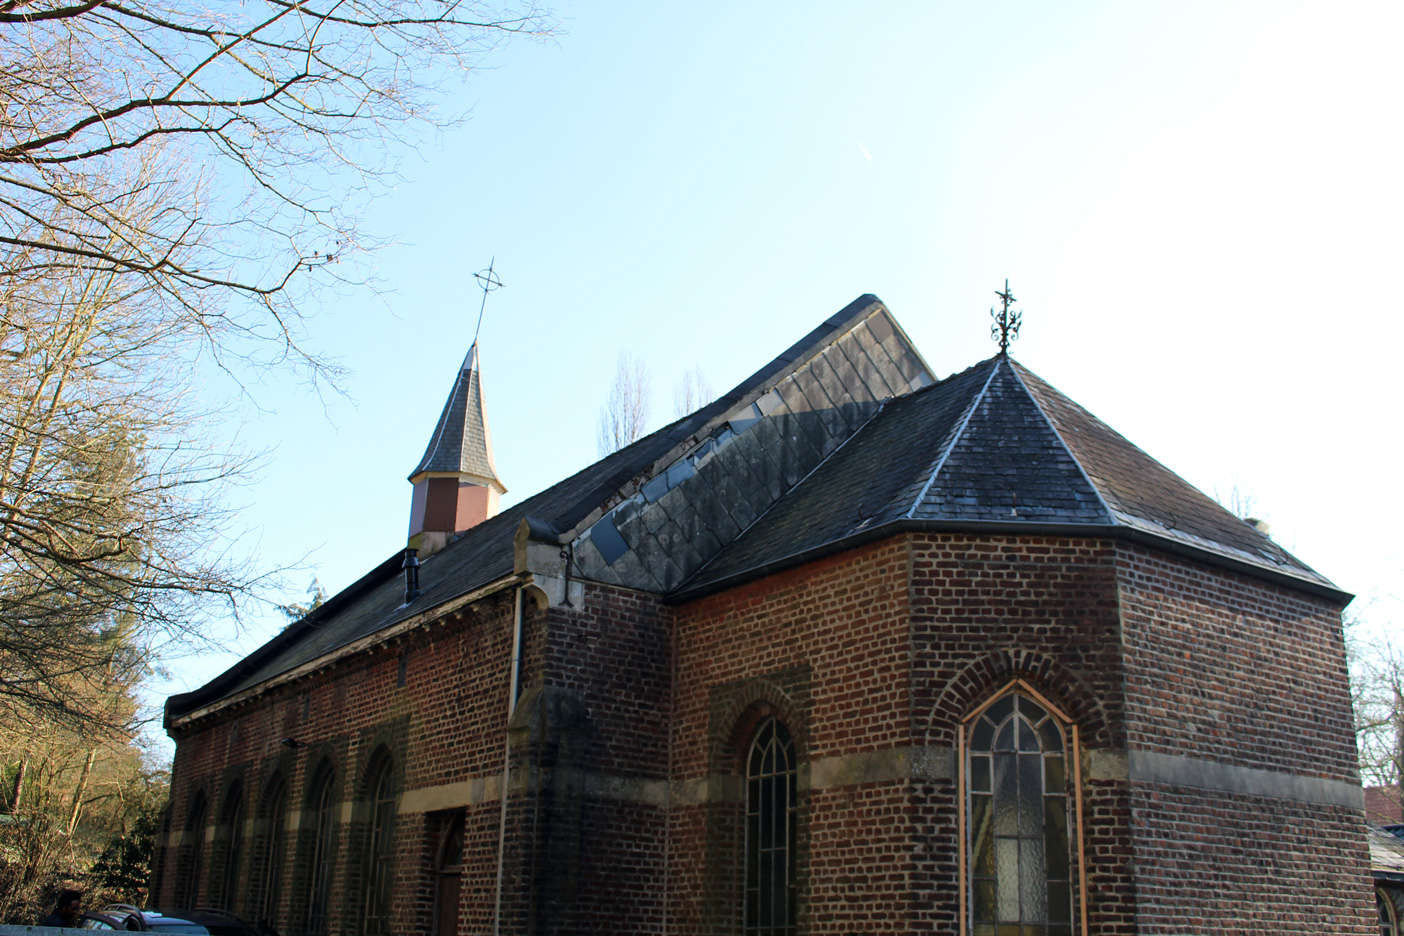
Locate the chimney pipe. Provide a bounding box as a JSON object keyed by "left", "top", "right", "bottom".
{"left": 403, "top": 548, "right": 421, "bottom": 604}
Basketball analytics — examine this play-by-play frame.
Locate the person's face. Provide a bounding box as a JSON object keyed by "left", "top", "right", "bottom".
{"left": 61, "top": 898, "right": 80, "bottom": 919}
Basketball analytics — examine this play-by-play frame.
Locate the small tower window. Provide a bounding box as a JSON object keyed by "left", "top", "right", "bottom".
{"left": 745, "top": 717, "right": 797, "bottom": 936}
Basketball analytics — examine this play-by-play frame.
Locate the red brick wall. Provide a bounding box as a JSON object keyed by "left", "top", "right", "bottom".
{"left": 1116, "top": 543, "right": 1373, "bottom": 934}
{"left": 163, "top": 588, "right": 520, "bottom": 935}
{"left": 670, "top": 537, "right": 914, "bottom": 934}
{"left": 160, "top": 530, "right": 1374, "bottom": 935}
{"left": 906, "top": 533, "right": 1134, "bottom": 935}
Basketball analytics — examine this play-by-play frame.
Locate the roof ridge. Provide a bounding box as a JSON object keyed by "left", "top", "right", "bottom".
{"left": 904, "top": 357, "right": 1001, "bottom": 519}
{"left": 1005, "top": 359, "right": 1116, "bottom": 524}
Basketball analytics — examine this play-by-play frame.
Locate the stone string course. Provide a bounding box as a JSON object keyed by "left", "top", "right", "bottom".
{"left": 159, "top": 533, "right": 1373, "bottom": 934}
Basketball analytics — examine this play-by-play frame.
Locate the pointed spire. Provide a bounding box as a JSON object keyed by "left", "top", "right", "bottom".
{"left": 409, "top": 341, "right": 504, "bottom": 490}
{"left": 407, "top": 342, "right": 506, "bottom": 554}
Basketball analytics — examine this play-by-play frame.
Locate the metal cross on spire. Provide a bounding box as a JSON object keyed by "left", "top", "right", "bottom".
{"left": 989, "top": 278, "right": 1022, "bottom": 355}
{"left": 471, "top": 257, "right": 504, "bottom": 347}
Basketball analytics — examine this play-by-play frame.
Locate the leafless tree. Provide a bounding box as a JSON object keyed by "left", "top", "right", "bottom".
{"left": 1349, "top": 618, "right": 1404, "bottom": 791}
{"left": 596, "top": 350, "right": 650, "bottom": 456}
{"left": 0, "top": 0, "right": 551, "bottom": 728}
{"left": 673, "top": 366, "right": 713, "bottom": 418}
{"left": 0, "top": 0, "right": 551, "bottom": 380}
{"left": 0, "top": 196, "right": 269, "bottom": 732}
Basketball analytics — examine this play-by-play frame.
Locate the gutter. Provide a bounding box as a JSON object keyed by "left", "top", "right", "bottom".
{"left": 166, "top": 572, "right": 524, "bottom": 731}
{"left": 163, "top": 549, "right": 409, "bottom": 730}
{"left": 666, "top": 518, "right": 1354, "bottom": 606}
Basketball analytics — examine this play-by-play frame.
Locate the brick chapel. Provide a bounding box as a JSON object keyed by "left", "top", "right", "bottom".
{"left": 157, "top": 294, "right": 1376, "bottom": 934}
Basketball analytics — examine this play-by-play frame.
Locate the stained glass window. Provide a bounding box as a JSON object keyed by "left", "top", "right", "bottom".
{"left": 968, "top": 693, "right": 1072, "bottom": 936}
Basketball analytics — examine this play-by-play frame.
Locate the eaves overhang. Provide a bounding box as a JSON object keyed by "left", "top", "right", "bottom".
{"left": 666, "top": 518, "right": 1354, "bottom": 606}
{"left": 163, "top": 557, "right": 525, "bottom": 732}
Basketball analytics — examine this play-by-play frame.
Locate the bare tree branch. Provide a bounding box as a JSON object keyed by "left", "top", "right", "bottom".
{"left": 596, "top": 350, "right": 650, "bottom": 456}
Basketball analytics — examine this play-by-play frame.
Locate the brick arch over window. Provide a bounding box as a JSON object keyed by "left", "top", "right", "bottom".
{"left": 700, "top": 678, "right": 811, "bottom": 936}
{"left": 711, "top": 679, "right": 810, "bottom": 774}
{"left": 923, "top": 649, "right": 1110, "bottom": 748}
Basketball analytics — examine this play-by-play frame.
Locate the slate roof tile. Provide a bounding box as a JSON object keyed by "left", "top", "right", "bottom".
{"left": 410, "top": 344, "right": 504, "bottom": 487}
{"left": 170, "top": 297, "right": 1342, "bottom": 721}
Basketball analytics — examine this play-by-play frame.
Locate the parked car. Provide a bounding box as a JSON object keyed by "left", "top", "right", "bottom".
{"left": 79, "top": 908, "right": 208, "bottom": 932}
{"left": 80, "top": 905, "right": 260, "bottom": 935}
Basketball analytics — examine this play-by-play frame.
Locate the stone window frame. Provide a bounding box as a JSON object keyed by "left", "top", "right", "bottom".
{"left": 957, "top": 677, "right": 1087, "bottom": 936}
{"left": 1379, "top": 888, "right": 1399, "bottom": 936}
{"left": 302, "top": 758, "right": 339, "bottom": 936}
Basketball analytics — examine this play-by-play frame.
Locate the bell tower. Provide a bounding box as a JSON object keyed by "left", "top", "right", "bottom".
{"left": 407, "top": 342, "right": 506, "bottom": 556}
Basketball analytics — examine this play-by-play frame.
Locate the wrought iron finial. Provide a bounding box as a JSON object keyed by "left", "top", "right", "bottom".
{"left": 989, "top": 278, "right": 1021, "bottom": 354}
{"left": 471, "top": 257, "right": 504, "bottom": 347}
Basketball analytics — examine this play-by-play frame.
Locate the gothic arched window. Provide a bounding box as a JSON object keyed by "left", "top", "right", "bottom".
{"left": 745, "top": 717, "right": 797, "bottom": 936}
{"left": 964, "top": 686, "right": 1079, "bottom": 936}
{"left": 257, "top": 775, "right": 288, "bottom": 928}
{"left": 361, "top": 753, "right": 396, "bottom": 936}
{"left": 217, "top": 781, "right": 245, "bottom": 913}
{"left": 1379, "top": 889, "right": 1399, "bottom": 936}
{"left": 305, "top": 763, "right": 337, "bottom": 936}
{"left": 178, "top": 792, "right": 208, "bottom": 907}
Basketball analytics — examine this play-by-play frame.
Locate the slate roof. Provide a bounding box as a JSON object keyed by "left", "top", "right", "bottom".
{"left": 678, "top": 355, "right": 1335, "bottom": 597}
{"left": 409, "top": 343, "right": 505, "bottom": 489}
{"left": 167, "top": 295, "right": 915, "bottom": 722}
{"left": 1371, "top": 826, "right": 1404, "bottom": 882}
{"left": 166, "top": 296, "right": 1345, "bottom": 725}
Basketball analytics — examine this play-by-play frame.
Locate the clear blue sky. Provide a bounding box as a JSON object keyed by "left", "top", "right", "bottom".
{"left": 151, "top": 0, "right": 1404, "bottom": 747}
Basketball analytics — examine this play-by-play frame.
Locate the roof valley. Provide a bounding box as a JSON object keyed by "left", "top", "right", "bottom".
{"left": 681, "top": 393, "right": 896, "bottom": 589}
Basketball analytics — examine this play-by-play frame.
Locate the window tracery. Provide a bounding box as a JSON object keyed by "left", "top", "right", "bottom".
{"left": 745, "top": 717, "right": 797, "bottom": 936}
{"left": 962, "top": 684, "right": 1083, "bottom": 936}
